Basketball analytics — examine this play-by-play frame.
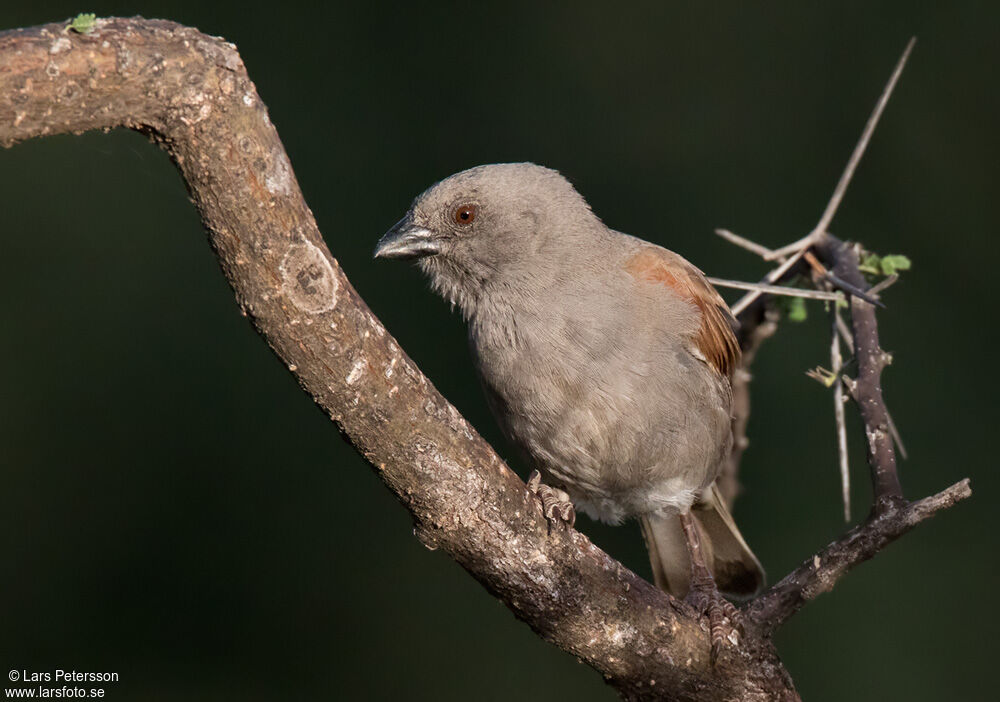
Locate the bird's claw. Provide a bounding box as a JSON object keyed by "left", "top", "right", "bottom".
{"left": 526, "top": 470, "right": 576, "bottom": 528}
{"left": 686, "top": 578, "right": 743, "bottom": 662}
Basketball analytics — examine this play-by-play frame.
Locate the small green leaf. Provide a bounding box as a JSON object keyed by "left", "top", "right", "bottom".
{"left": 858, "top": 253, "right": 882, "bottom": 275}
{"left": 879, "top": 254, "right": 911, "bottom": 275}
{"left": 859, "top": 251, "right": 912, "bottom": 276}
{"left": 69, "top": 13, "right": 97, "bottom": 34}
{"left": 782, "top": 295, "right": 808, "bottom": 322}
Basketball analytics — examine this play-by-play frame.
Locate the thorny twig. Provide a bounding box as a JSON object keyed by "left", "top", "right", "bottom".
{"left": 728, "top": 37, "right": 916, "bottom": 315}
{"left": 721, "top": 38, "right": 965, "bottom": 629}
{"left": 720, "top": 38, "right": 918, "bottom": 520}
{"left": 819, "top": 238, "right": 904, "bottom": 506}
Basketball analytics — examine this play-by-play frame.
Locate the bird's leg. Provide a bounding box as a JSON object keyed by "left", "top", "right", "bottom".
{"left": 679, "top": 511, "right": 742, "bottom": 660}
{"left": 526, "top": 470, "right": 576, "bottom": 528}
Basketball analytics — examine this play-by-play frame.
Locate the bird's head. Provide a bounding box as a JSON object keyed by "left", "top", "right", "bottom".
{"left": 374, "top": 162, "right": 600, "bottom": 316}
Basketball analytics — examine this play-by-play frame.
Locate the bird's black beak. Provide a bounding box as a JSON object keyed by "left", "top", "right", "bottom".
{"left": 374, "top": 215, "right": 440, "bottom": 260}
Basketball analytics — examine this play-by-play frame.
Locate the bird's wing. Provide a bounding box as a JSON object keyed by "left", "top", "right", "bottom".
{"left": 624, "top": 246, "right": 741, "bottom": 379}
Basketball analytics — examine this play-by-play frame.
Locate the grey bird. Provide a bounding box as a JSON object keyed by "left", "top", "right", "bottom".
{"left": 375, "top": 163, "right": 764, "bottom": 653}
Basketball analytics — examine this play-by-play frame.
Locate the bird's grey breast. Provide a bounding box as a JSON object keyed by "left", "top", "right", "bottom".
{"left": 467, "top": 262, "right": 731, "bottom": 520}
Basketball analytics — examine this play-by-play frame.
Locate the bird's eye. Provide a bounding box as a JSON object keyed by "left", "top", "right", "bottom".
{"left": 453, "top": 203, "right": 477, "bottom": 226}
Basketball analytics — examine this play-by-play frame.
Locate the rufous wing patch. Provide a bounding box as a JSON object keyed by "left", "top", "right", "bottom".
{"left": 625, "top": 247, "right": 740, "bottom": 378}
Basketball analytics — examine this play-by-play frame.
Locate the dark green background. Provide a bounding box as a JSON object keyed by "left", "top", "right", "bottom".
{"left": 1, "top": 2, "right": 995, "bottom": 700}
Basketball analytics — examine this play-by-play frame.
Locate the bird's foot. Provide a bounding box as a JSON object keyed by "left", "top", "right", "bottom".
{"left": 686, "top": 577, "right": 743, "bottom": 662}
{"left": 526, "top": 470, "right": 576, "bottom": 528}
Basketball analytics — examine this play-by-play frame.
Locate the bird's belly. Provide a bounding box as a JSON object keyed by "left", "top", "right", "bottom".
{"left": 475, "top": 339, "right": 731, "bottom": 524}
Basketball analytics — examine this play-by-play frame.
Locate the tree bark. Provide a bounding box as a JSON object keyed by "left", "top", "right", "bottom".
{"left": 0, "top": 17, "right": 969, "bottom": 701}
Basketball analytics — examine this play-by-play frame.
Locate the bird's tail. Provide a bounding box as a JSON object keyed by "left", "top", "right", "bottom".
{"left": 639, "top": 483, "right": 764, "bottom": 598}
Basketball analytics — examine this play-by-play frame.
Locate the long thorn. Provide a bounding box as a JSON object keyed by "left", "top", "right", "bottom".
{"left": 730, "top": 247, "right": 809, "bottom": 316}
{"left": 707, "top": 278, "right": 842, "bottom": 301}
{"left": 886, "top": 409, "right": 909, "bottom": 460}
{"left": 804, "top": 250, "right": 885, "bottom": 307}
{"left": 832, "top": 307, "right": 851, "bottom": 521}
{"left": 815, "top": 37, "right": 915, "bottom": 235}
{"left": 714, "top": 229, "right": 779, "bottom": 260}
{"left": 868, "top": 273, "right": 899, "bottom": 296}
{"left": 836, "top": 314, "right": 855, "bottom": 354}
{"left": 765, "top": 38, "right": 916, "bottom": 261}
{"left": 826, "top": 274, "right": 886, "bottom": 308}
